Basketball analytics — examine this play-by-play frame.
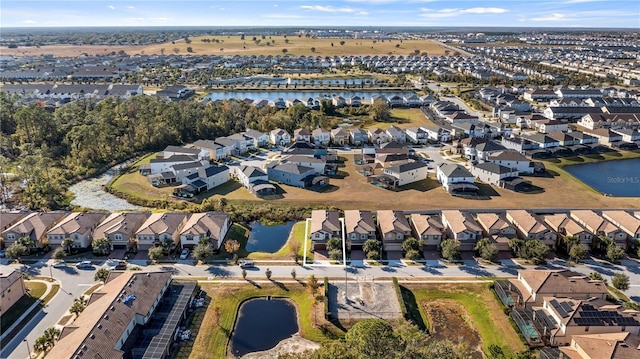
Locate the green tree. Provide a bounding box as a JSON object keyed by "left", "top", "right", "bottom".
{"left": 265, "top": 267, "right": 272, "bottom": 280}
{"left": 440, "top": 239, "right": 459, "bottom": 261}
{"left": 5, "top": 243, "right": 29, "bottom": 259}
{"left": 405, "top": 249, "right": 420, "bottom": 260}
{"left": 370, "top": 98, "right": 391, "bottom": 122}
{"left": 91, "top": 237, "right": 111, "bottom": 256}
{"left": 62, "top": 237, "right": 75, "bottom": 254}
{"left": 69, "top": 296, "right": 88, "bottom": 315}
{"left": 606, "top": 245, "right": 625, "bottom": 262}
{"left": 345, "top": 318, "right": 398, "bottom": 359}
{"left": 474, "top": 238, "right": 498, "bottom": 262}
{"left": 224, "top": 239, "right": 240, "bottom": 263}
{"left": 402, "top": 237, "right": 423, "bottom": 253}
{"left": 148, "top": 246, "right": 164, "bottom": 261}
{"left": 363, "top": 239, "right": 381, "bottom": 259}
{"left": 94, "top": 267, "right": 110, "bottom": 282}
{"left": 193, "top": 243, "right": 214, "bottom": 261}
{"left": 612, "top": 273, "right": 630, "bottom": 291}
{"left": 308, "top": 274, "right": 319, "bottom": 296}
{"left": 569, "top": 244, "right": 587, "bottom": 262}
{"left": 310, "top": 47, "right": 316, "bottom": 53}
{"left": 51, "top": 246, "right": 66, "bottom": 260}
{"left": 186, "top": 46, "right": 193, "bottom": 53}
{"left": 563, "top": 236, "right": 580, "bottom": 251}
{"left": 327, "top": 237, "right": 342, "bottom": 251}
{"left": 329, "top": 249, "right": 342, "bottom": 261}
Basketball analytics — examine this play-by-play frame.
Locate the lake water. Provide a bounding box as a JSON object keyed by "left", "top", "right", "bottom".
{"left": 204, "top": 90, "right": 415, "bottom": 102}
{"left": 564, "top": 158, "right": 640, "bottom": 197}
{"left": 230, "top": 298, "right": 298, "bottom": 357}
{"left": 245, "top": 221, "right": 295, "bottom": 253}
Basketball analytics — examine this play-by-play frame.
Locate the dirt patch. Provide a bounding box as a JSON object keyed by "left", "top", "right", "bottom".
{"left": 424, "top": 300, "right": 483, "bottom": 359}
{"left": 57, "top": 314, "right": 73, "bottom": 326}
{"left": 240, "top": 334, "right": 320, "bottom": 359}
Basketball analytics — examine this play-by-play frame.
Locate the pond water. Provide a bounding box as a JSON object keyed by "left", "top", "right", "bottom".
{"left": 245, "top": 221, "right": 295, "bottom": 253}
{"left": 564, "top": 158, "right": 640, "bottom": 197}
{"left": 68, "top": 162, "right": 145, "bottom": 211}
{"left": 204, "top": 90, "right": 415, "bottom": 102}
{"left": 230, "top": 298, "right": 298, "bottom": 357}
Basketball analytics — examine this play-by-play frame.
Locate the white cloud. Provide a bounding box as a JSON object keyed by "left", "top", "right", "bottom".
{"left": 127, "top": 6, "right": 135, "bottom": 9}
{"left": 347, "top": 0, "right": 437, "bottom": 3}
{"left": 357, "top": 11, "right": 369, "bottom": 15}
{"left": 419, "top": 7, "right": 508, "bottom": 18}
{"left": 22, "top": 20, "right": 36, "bottom": 24}
{"left": 564, "top": 0, "right": 603, "bottom": 3}
{"left": 263, "top": 14, "right": 304, "bottom": 19}
{"left": 273, "top": 4, "right": 278, "bottom": 7}
{"left": 300, "top": 5, "right": 357, "bottom": 13}
{"left": 108, "top": 5, "right": 116, "bottom": 10}
{"left": 531, "top": 13, "right": 570, "bottom": 21}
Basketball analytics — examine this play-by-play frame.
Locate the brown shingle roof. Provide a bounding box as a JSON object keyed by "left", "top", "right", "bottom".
{"left": 2, "top": 212, "right": 67, "bottom": 241}
{"left": 344, "top": 210, "right": 375, "bottom": 235}
{"left": 377, "top": 210, "right": 411, "bottom": 236}
{"left": 519, "top": 270, "right": 607, "bottom": 296}
{"left": 310, "top": 210, "right": 341, "bottom": 234}
{"left": 560, "top": 333, "right": 640, "bottom": 359}
{"left": 46, "top": 212, "right": 107, "bottom": 236}
{"left": 180, "top": 212, "right": 229, "bottom": 239}
{"left": 135, "top": 212, "right": 188, "bottom": 236}
{"left": 93, "top": 212, "right": 150, "bottom": 240}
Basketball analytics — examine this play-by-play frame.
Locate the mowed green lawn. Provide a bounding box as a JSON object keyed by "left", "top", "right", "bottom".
{"left": 188, "top": 283, "right": 340, "bottom": 359}
{"left": 402, "top": 283, "right": 526, "bottom": 356}
{"left": 140, "top": 36, "right": 453, "bottom": 57}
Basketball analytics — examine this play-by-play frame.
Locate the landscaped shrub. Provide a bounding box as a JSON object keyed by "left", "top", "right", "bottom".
{"left": 392, "top": 277, "right": 408, "bottom": 319}
{"left": 324, "top": 277, "right": 331, "bottom": 319}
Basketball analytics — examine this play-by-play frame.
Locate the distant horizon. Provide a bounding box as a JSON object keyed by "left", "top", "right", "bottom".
{"left": 1, "top": 1, "right": 639, "bottom": 29}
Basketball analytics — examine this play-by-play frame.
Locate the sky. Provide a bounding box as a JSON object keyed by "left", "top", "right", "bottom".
{"left": 1, "top": 0, "right": 639, "bottom": 28}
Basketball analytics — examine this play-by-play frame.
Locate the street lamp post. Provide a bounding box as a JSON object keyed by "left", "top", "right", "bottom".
{"left": 49, "top": 263, "right": 53, "bottom": 279}
{"left": 23, "top": 338, "right": 32, "bottom": 358}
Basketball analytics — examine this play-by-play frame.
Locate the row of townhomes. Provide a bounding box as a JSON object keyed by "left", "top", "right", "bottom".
{"left": 495, "top": 269, "right": 640, "bottom": 359}
{"left": 0, "top": 211, "right": 230, "bottom": 253}
{"left": 308, "top": 209, "right": 640, "bottom": 254}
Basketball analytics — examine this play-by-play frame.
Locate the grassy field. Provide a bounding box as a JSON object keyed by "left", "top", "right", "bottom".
{"left": 110, "top": 152, "right": 179, "bottom": 203}
{"left": 0, "top": 282, "right": 46, "bottom": 334}
{"left": 188, "top": 282, "right": 341, "bottom": 358}
{"left": 111, "top": 149, "right": 640, "bottom": 211}
{"left": 401, "top": 282, "right": 526, "bottom": 356}
{"left": 1, "top": 36, "right": 452, "bottom": 58}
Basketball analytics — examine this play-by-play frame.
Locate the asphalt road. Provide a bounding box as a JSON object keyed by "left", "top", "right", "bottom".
{"left": 1, "top": 256, "right": 639, "bottom": 358}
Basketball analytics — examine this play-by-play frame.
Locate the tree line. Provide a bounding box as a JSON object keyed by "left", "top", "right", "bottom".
{"left": 0, "top": 92, "right": 385, "bottom": 209}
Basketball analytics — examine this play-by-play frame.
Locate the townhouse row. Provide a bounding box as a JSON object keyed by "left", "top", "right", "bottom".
{"left": 309, "top": 209, "right": 640, "bottom": 253}
{"left": 0, "top": 211, "right": 230, "bottom": 253}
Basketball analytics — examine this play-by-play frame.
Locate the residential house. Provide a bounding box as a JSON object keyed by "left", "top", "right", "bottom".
{"left": 332, "top": 96, "right": 347, "bottom": 108}
{"left": 388, "top": 95, "right": 404, "bottom": 108}
{"left": 93, "top": 212, "right": 150, "bottom": 251}
{"left": 349, "top": 95, "right": 362, "bottom": 107}
{"left": 309, "top": 210, "right": 341, "bottom": 251}
{"left": 569, "top": 210, "right": 627, "bottom": 249}
{"left": 368, "top": 128, "right": 389, "bottom": 144}
{"left": 281, "top": 155, "right": 326, "bottom": 175}
{"left": 471, "top": 163, "right": 525, "bottom": 190}
{"left": 556, "top": 333, "right": 640, "bottom": 359}
{"left": 441, "top": 210, "right": 483, "bottom": 251}
{"left": 294, "top": 128, "right": 311, "bottom": 143}
{"left": 343, "top": 210, "right": 376, "bottom": 250}
{"left": 499, "top": 270, "right": 608, "bottom": 309}
{"left": 452, "top": 122, "right": 485, "bottom": 139}
{"left": 381, "top": 161, "right": 428, "bottom": 187}
{"left": 312, "top": 128, "right": 331, "bottom": 146}
{"left": 486, "top": 150, "right": 534, "bottom": 174}
{"left": 543, "top": 214, "right": 593, "bottom": 250}
{"left": 179, "top": 212, "right": 231, "bottom": 250}
{"left": 45, "top": 212, "right": 107, "bottom": 249}
{"left": 267, "top": 163, "right": 324, "bottom": 189}
{"left": 134, "top": 212, "right": 189, "bottom": 251}
{"left": 611, "top": 128, "right": 640, "bottom": 143}
{"left": 602, "top": 211, "right": 640, "bottom": 244}
{"left": 0, "top": 212, "right": 27, "bottom": 235}
{"left": 235, "top": 165, "right": 275, "bottom": 197}
{"left": 377, "top": 210, "right": 412, "bottom": 251}
{"left": 349, "top": 128, "right": 368, "bottom": 146}
{"left": 45, "top": 272, "right": 181, "bottom": 359}
{"left": 403, "top": 94, "right": 422, "bottom": 107}
{"left": 0, "top": 271, "right": 26, "bottom": 318}
{"left": 148, "top": 155, "right": 199, "bottom": 175}
{"left": 506, "top": 210, "right": 558, "bottom": 248}
{"left": 244, "top": 129, "right": 270, "bottom": 148}
{"left": 385, "top": 126, "right": 406, "bottom": 143}
{"left": 409, "top": 214, "right": 445, "bottom": 250}
{"left": 191, "top": 139, "right": 226, "bottom": 161}
{"left": 172, "top": 162, "right": 206, "bottom": 184}
{"left": 436, "top": 163, "right": 478, "bottom": 194}
{"left": 474, "top": 141, "right": 507, "bottom": 162}
{"left": 540, "top": 297, "right": 640, "bottom": 346}
{"left": 423, "top": 125, "right": 452, "bottom": 142}
{"left": 161, "top": 145, "right": 208, "bottom": 161}
{"left": 475, "top": 212, "right": 517, "bottom": 251}
{"left": 1, "top": 212, "right": 67, "bottom": 249}
{"left": 405, "top": 127, "right": 428, "bottom": 144}
{"left": 584, "top": 129, "right": 623, "bottom": 147}
{"left": 270, "top": 128, "right": 291, "bottom": 146}
{"left": 331, "top": 128, "right": 350, "bottom": 146}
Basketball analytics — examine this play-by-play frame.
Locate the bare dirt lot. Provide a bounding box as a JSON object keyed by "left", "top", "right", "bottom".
{"left": 241, "top": 334, "right": 320, "bottom": 359}
{"left": 424, "top": 300, "right": 483, "bottom": 359}
{"left": 328, "top": 280, "right": 402, "bottom": 321}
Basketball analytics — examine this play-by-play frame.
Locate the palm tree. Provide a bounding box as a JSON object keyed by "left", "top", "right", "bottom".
{"left": 62, "top": 237, "right": 74, "bottom": 254}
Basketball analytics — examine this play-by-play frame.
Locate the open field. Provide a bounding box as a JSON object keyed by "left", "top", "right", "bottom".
{"left": 113, "top": 149, "right": 640, "bottom": 211}
{"left": 187, "top": 283, "right": 341, "bottom": 359}
{"left": 1, "top": 36, "right": 452, "bottom": 57}
{"left": 402, "top": 282, "right": 526, "bottom": 356}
